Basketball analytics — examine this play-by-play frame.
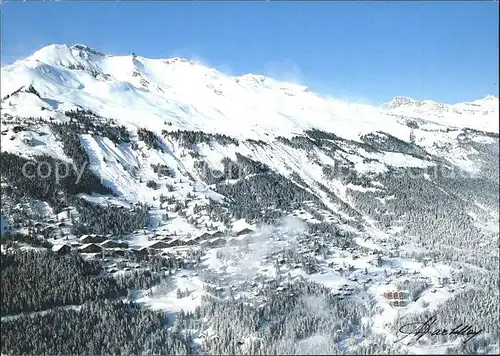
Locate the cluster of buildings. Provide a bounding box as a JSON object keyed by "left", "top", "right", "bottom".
{"left": 382, "top": 290, "right": 407, "bottom": 308}
{"left": 50, "top": 227, "right": 256, "bottom": 258}
{"left": 51, "top": 234, "right": 128, "bottom": 255}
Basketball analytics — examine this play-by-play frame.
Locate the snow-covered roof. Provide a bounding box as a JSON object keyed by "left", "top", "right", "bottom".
{"left": 51, "top": 244, "right": 70, "bottom": 252}
{"left": 78, "top": 243, "right": 101, "bottom": 250}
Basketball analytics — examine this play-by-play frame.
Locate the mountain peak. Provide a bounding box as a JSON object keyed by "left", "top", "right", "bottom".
{"left": 29, "top": 44, "right": 70, "bottom": 59}
{"left": 25, "top": 43, "right": 105, "bottom": 66}
{"left": 382, "top": 96, "right": 420, "bottom": 109}
{"left": 70, "top": 44, "right": 105, "bottom": 56}
{"left": 482, "top": 94, "right": 498, "bottom": 101}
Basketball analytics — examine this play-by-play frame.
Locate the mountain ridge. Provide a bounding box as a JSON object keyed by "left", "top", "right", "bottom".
{"left": 2, "top": 43, "right": 498, "bottom": 136}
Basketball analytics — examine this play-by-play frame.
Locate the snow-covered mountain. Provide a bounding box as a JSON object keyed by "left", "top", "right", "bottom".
{"left": 1, "top": 44, "right": 498, "bottom": 211}
{"left": 382, "top": 95, "right": 498, "bottom": 133}
{"left": 1, "top": 44, "right": 499, "bottom": 355}
{"left": 2, "top": 43, "right": 498, "bottom": 140}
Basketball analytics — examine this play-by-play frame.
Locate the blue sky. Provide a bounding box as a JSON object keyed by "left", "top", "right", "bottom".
{"left": 1, "top": 1, "right": 498, "bottom": 104}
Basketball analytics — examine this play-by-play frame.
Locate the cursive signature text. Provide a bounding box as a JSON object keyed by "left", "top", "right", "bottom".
{"left": 395, "top": 315, "right": 483, "bottom": 345}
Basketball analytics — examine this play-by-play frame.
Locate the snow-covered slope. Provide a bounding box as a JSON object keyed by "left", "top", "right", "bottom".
{"left": 2, "top": 44, "right": 497, "bottom": 145}
{"left": 1, "top": 44, "right": 499, "bottom": 355}
{"left": 1, "top": 43, "right": 498, "bottom": 230}
{"left": 383, "top": 95, "right": 499, "bottom": 133}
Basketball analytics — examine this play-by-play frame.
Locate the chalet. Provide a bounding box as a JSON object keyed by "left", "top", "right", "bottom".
{"left": 112, "top": 249, "right": 126, "bottom": 257}
{"left": 197, "top": 232, "right": 213, "bottom": 240}
{"left": 185, "top": 236, "right": 201, "bottom": 246}
{"left": 51, "top": 244, "right": 71, "bottom": 255}
{"left": 383, "top": 291, "right": 405, "bottom": 300}
{"left": 210, "top": 231, "right": 225, "bottom": 238}
{"left": 235, "top": 228, "right": 254, "bottom": 236}
{"left": 199, "top": 240, "right": 209, "bottom": 248}
{"left": 394, "top": 300, "right": 406, "bottom": 307}
{"left": 80, "top": 234, "right": 107, "bottom": 244}
{"left": 165, "top": 239, "right": 185, "bottom": 247}
{"left": 100, "top": 240, "right": 128, "bottom": 249}
{"left": 165, "top": 238, "right": 179, "bottom": 247}
{"left": 78, "top": 243, "right": 103, "bottom": 253}
{"left": 148, "top": 241, "right": 170, "bottom": 249}
{"left": 132, "top": 246, "right": 150, "bottom": 256}
{"left": 94, "top": 235, "right": 107, "bottom": 243}
{"left": 206, "top": 238, "right": 226, "bottom": 248}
